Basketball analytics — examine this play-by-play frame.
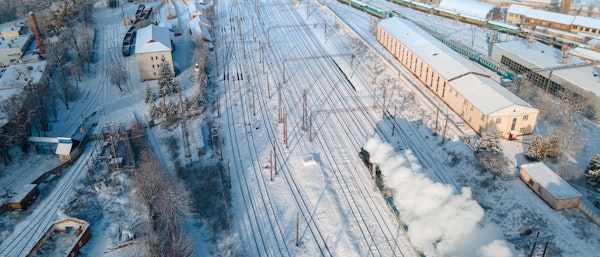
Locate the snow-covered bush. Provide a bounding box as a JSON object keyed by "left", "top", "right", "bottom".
{"left": 476, "top": 126, "right": 502, "bottom": 154}
{"left": 585, "top": 154, "right": 600, "bottom": 191}
{"left": 525, "top": 134, "right": 562, "bottom": 161}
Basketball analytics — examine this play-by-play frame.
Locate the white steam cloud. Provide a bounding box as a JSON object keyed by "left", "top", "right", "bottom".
{"left": 364, "top": 137, "right": 515, "bottom": 257}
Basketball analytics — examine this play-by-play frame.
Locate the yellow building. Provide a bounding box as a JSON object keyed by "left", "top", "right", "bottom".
{"left": 135, "top": 25, "right": 174, "bottom": 81}
{"left": 377, "top": 18, "right": 539, "bottom": 139}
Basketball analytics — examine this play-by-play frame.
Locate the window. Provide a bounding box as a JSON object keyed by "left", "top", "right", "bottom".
{"left": 496, "top": 118, "right": 501, "bottom": 124}
{"left": 470, "top": 105, "right": 474, "bottom": 111}
{"left": 481, "top": 114, "right": 485, "bottom": 121}
{"left": 150, "top": 56, "right": 153, "bottom": 61}
{"left": 152, "top": 64, "right": 155, "bottom": 68}
{"left": 519, "top": 127, "right": 525, "bottom": 133}
{"left": 523, "top": 115, "right": 528, "bottom": 121}
{"left": 468, "top": 117, "right": 471, "bottom": 122}
{"left": 528, "top": 178, "right": 534, "bottom": 186}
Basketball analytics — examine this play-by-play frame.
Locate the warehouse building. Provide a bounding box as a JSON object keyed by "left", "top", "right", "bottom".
{"left": 490, "top": 39, "right": 600, "bottom": 121}
{"left": 378, "top": 18, "right": 538, "bottom": 139}
{"left": 520, "top": 162, "right": 581, "bottom": 210}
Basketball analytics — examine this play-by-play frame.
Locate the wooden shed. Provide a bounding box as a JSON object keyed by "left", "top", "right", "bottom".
{"left": 7, "top": 184, "right": 39, "bottom": 211}
{"left": 520, "top": 162, "right": 581, "bottom": 210}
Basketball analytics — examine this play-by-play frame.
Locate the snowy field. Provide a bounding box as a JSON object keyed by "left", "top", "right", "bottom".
{"left": 0, "top": 0, "right": 599, "bottom": 256}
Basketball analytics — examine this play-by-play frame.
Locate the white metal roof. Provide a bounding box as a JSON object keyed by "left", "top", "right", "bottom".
{"left": 526, "top": 8, "right": 574, "bottom": 25}
{"left": 135, "top": 25, "right": 171, "bottom": 54}
{"left": 55, "top": 143, "right": 72, "bottom": 155}
{"left": 438, "top": 0, "right": 497, "bottom": 20}
{"left": 0, "top": 61, "right": 47, "bottom": 88}
{"left": 493, "top": 40, "right": 600, "bottom": 97}
{"left": 451, "top": 74, "right": 535, "bottom": 115}
{"left": 521, "top": 162, "right": 582, "bottom": 199}
{"left": 506, "top": 4, "right": 531, "bottom": 16}
{"left": 572, "top": 16, "right": 600, "bottom": 29}
{"left": 379, "top": 18, "right": 487, "bottom": 81}
{"left": 380, "top": 18, "right": 535, "bottom": 115}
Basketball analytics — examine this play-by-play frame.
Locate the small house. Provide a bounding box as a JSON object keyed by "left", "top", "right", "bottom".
{"left": 520, "top": 162, "right": 581, "bottom": 210}
{"left": 7, "top": 184, "right": 39, "bottom": 211}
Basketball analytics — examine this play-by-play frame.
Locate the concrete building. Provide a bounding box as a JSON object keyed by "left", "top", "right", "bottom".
{"left": 490, "top": 39, "right": 600, "bottom": 121}
{"left": 520, "top": 162, "right": 582, "bottom": 210}
{"left": 378, "top": 18, "right": 538, "bottom": 139}
{"left": 0, "top": 61, "right": 49, "bottom": 127}
{"left": 0, "top": 20, "right": 33, "bottom": 67}
{"left": 135, "top": 25, "right": 173, "bottom": 81}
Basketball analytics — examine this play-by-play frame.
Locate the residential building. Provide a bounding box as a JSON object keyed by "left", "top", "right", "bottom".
{"left": 0, "top": 20, "right": 33, "bottom": 66}
{"left": 0, "top": 61, "right": 49, "bottom": 127}
{"left": 135, "top": 25, "right": 173, "bottom": 81}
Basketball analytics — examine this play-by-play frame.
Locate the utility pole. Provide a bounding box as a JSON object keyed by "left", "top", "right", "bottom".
{"left": 252, "top": 90, "right": 256, "bottom": 116}
{"left": 273, "top": 140, "right": 277, "bottom": 176}
{"left": 284, "top": 111, "right": 288, "bottom": 148}
{"left": 441, "top": 111, "right": 449, "bottom": 144}
{"left": 295, "top": 211, "right": 300, "bottom": 246}
{"left": 270, "top": 150, "right": 273, "bottom": 181}
{"left": 309, "top": 113, "right": 313, "bottom": 142}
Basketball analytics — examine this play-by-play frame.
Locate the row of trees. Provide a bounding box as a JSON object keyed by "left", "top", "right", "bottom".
{"left": 133, "top": 147, "right": 193, "bottom": 257}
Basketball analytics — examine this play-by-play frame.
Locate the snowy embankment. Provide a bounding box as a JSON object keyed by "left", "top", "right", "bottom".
{"left": 364, "top": 137, "right": 515, "bottom": 257}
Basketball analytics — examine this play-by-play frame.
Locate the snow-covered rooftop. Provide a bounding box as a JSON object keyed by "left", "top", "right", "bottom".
{"left": 526, "top": 8, "right": 575, "bottom": 25}
{"left": 521, "top": 162, "right": 582, "bottom": 199}
{"left": 9, "top": 184, "right": 37, "bottom": 203}
{"left": 0, "top": 19, "right": 25, "bottom": 37}
{"left": 438, "top": 0, "right": 498, "bottom": 20}
{"left": 379, "top": 18, "right": 487, "bottom": 80}
{"left": 572, "top": 16, "right": 600, "bottom": 29}
{"left": 506, "top": 4, "right": 531, "bottom": 16}
{"left": 451, "top": 74, "right": 535, "bottom": 115}
{"left": 0, "top": 60, "right": 48, "bottom": 88}
{"left": 493, "top": 40, "right": 600, "bottom": 97}
{"left": 55, "top": 143, "right": 73, "bottom": 155}
{"left": 135, "top": 24, "right": 172, "bottom": 54}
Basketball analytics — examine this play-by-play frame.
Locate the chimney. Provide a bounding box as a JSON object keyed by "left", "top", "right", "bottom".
{"left": 29, "top": 11, "right": 45, "bottom": 55}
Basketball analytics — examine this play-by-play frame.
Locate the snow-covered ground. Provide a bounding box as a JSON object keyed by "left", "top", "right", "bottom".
{"left": 1, "top": 0, "right": 600, "bottom": 256}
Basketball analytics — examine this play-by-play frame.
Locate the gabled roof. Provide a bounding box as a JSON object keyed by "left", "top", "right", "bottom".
{"left": 438, "top": 0, "right": 497, "bottom": 20}
{"left": 572, "top": 16, "right": 600, "bottom": 29}
{"left": 379, "top": 18, "right": 487, "bottom": 81}
{"left": 451, "top": 74, "right": 535, "bottom": 115}
{"left": 521, "top": 162, "right": 581, "bottom": 200}
{"left": 506, "top": 4, "right": 531, "bottom": 16}
{"left": 526, "top": 8, "right": 574, "bottom": 25}
{"left": 135, "top": 25, "right": 171, "bottom": 54}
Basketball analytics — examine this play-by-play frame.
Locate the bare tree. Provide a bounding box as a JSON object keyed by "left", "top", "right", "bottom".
{"left": 109, "top": 62, "right": 128, "bottom": 92}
